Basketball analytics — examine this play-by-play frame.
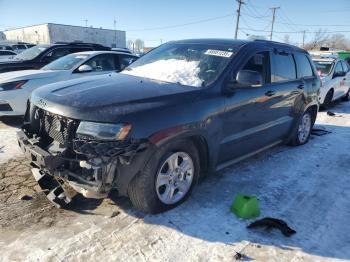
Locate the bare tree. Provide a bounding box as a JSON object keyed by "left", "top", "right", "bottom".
{"left": 283, "top": 34, "right": 291, "bottom": 44}
{"left": 134, "top": 39, "right": 145, "bottom": 53}
{"left": 326, "top": 34, "right": 350, "bottom": 50}
{"left": 304, "top": 29, "right": 329, "bottom": 50}
{"left": 127, "top": 39, "right": 134, "bottom": 51}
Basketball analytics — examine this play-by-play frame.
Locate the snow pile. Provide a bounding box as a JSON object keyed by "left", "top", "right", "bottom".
{"left": 0, "top": 126, "right": 22, "bottom": 165}
{"left": 122, "top": 59, "right": 203, "bottom": 87}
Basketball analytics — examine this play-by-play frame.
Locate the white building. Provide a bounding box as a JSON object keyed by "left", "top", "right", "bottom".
{"left": 3, "top": 23, "right": 126, "bottom": 48}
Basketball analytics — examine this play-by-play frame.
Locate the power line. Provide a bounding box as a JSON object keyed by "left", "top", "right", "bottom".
{"left": 125, "top": 14, "right": 233, "bottom": 32}
{"left": 239, "top": 27, "right": 350, "bottom": 34}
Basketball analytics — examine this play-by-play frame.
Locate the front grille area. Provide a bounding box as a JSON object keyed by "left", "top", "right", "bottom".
{"left": 0, "top": 103, "right": 13, "bottom": 111}
{"left": 41, "top": 111, "right": 79, "bottom": 145}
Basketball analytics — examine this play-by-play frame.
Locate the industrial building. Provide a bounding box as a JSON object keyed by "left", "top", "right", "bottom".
{"left": 2, "top": 23, "right": 126, "bottom": 48}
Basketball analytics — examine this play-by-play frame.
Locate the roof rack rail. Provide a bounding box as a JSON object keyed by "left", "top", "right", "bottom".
{"left": 54, "top": 41, "right": 105, "bottom": 46}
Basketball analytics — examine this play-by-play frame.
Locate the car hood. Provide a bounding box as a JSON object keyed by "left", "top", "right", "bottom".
{"left": 0, "top": 70, "right": 64, "bottom": 83}
{"left": 31, "top": 73, "right": 201, "bottom": 122}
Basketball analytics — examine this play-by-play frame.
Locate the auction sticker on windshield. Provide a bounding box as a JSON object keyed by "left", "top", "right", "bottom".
{"left": 205, "top": 49, "right": 233, "bottom": 58}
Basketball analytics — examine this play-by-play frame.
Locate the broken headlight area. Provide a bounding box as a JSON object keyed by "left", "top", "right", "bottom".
{"left": 18, "top": 107, "right": 150, "bottom": 207}
{"left": 73, "top": 138, "right": 149, "bottom": 164}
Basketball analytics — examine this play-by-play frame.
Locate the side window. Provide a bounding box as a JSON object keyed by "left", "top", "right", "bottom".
{"left": 13, "top": 45, "right": 26, "bottom": 50}
{"left": 118, "top": 55, "right": 137, "bottom": 71}
{"left": 241, "top": 51, "right": 270, "bottom": 84}
{"left": 69, "top": 47, "right": 93, "bottom": 53}
{"left": 271, "top": 51, "right": 296, "bottom": 82}
{"left": 334, "top": 62, "right": 344, "bottom": 75}
{"left": 341, "top": 61, "right": 349, "bottom": 73}
{"left": 83, "top": 54, "right": 116, "bottom": 71}
{"left": 294, "top": 53, "right": 314, "bottom": 78}
{"left": 43, "top": 48, "right": 71, "bottom": 62}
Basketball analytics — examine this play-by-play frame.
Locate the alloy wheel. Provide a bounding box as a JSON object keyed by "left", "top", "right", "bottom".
{"left": 298, "top": 113, "right": 312, "bottom": 143}
{"left": 155, "top": 152, "right": 194, "bottom": 205}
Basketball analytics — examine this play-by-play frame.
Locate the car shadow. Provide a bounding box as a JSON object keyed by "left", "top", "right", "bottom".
{"left": 94, "top": 123, "right": 349, "bottom": 260}
{"left": 0, "top": 116, "right": 24, "bottom": 128}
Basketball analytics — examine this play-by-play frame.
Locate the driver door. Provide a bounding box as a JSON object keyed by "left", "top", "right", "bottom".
{"left": 218, "top": 50, "right": 281, "bottom": 164}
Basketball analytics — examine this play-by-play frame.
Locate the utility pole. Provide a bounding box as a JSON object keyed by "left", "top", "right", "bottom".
{"left": 269, "top": 7, "right": 280, "bottom": 41}
{"left": 83, "top": 19, "right": 88, "bottom": 28}
{"left": 234, "top": 0, "right": 244, "bottom": 39}
{"left": 114, "top": 19, "right": 117, "bottom": 47}
{"left": 302, "top": 30, "right": 306, "bottom": 48}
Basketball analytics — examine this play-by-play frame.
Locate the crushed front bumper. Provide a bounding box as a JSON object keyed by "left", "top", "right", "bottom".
{"left": 17, "top": 129, "right": 150, "bottom": 207}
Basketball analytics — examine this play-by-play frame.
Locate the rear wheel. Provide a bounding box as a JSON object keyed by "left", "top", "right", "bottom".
{"left": 128, "top": 139, "right": 199, "bottom": 213}
{"left": 289, "top": 110, "right": 313, "bottom": 146}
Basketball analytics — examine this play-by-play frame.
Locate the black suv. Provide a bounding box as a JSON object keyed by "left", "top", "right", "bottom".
{"left": 0, "top": 42, "right": 110, "bottom": 73}
{"left": 17, "top": 39, "right": 320, "bottom": 213}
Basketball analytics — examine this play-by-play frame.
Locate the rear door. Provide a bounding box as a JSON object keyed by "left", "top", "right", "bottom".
{"left": 333, "top": 61, "right": 345, "bottom": 99}
{"left": 340, "top": 61, "right": 350, "bottom": 94}
{"left": 266, "top": 49, "right": 302, "bottom": 137}
{"left": 293, "top": 51, "right": 318, "bottom": 106}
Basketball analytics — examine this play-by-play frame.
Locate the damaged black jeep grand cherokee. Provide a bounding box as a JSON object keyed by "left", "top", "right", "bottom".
{"left": 17, "top": 39, "right": 320, "bottom": 213}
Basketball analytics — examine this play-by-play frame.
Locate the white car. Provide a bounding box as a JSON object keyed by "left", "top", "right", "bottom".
{"left": 0, "top": 51, "right": 138, "bottom": 116}
{"left": 0, "top": 50, "right": 17, "bottom": 60}
{"left": 313, "top": 58, "right": 350, "bottom": 106}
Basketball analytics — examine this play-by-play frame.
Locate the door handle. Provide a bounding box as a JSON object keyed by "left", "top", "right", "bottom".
{"left": 297, "top": 84, "right": 304, "bottom": 89}
{"left": 265, "top": 90, "right": 276, "bottom": 97}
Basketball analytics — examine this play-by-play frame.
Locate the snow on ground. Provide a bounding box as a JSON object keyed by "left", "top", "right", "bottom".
{"left": 0, "top": 103, "right": 350, "bottom": 261}
{"left": 0, "top": 120, "right": 22, "bottom": 165}
{"left": 122, "top": 59, "right": 203, "bottom": 87}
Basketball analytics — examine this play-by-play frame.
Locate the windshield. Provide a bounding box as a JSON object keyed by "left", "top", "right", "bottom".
{"left": 313, "top": 60, "right": 334, "bottom": 76}
{"left": 122, "top": 42, "right": 236, "bottom": 87}
{"left": 42, "top": 53, "right": 89, "bottom": 70}
{"left": 14, "top": 45, "right": 48, "bottom": 61}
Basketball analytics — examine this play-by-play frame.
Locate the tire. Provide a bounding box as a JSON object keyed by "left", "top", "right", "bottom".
{"left": 323, "top": 89, "right": 334, "bottom": 108}
{"left": 342, "top": 88, "right": 350, "bottom": 102}
{"left": 289, "top": 110, "right": 314, "bottom": 146}
{"left": 128, "top": 139, "right": 200, "bottom": 214}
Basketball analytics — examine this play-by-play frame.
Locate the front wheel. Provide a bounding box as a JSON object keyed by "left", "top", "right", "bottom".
{"left": 128, "top": 139, "right": 200, "bottom": 213}
{"left": 289, "top": 110, "right": 313, "bottom": 146}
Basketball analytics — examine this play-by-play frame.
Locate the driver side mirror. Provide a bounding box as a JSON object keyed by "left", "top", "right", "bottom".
{"left": 236, "top": 70, "right": 263, "bottom": 87}
{"left": 77, "top": 64, "right": 93, "bottom": 73}
{"left": 224, "top": 70, "right": 263, "bottom": 93}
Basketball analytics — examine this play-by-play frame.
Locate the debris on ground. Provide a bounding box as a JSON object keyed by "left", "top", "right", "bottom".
{"left": 247, "top": 217, "right": 296, "bottom": 237}
{"left": 311, "top": 128, "right": 332, "bottom": 136}
{"left": 230, "top": 193, "right": 260, "bottom": 219}
{"left": 19, "top": 194, "right": 33, "bottom": 201}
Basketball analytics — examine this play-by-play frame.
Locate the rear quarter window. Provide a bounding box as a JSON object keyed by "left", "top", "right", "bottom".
{"left": 294, "top": 53, "right": 314, "bottom": 78}
{"left": 271, "top": 52, "right": 296, "bottom": 82}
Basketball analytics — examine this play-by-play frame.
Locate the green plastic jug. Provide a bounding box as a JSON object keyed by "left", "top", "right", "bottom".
{"left": 230, "top": 193, "right": 260, "bottom": 219}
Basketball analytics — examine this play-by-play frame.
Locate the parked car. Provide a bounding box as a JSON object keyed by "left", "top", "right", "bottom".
{"left": 0, "top": 42, "right": 111, "bottom": 73}
{"left": 0, "top": 51, "right": 138, "bottom": 116}
{"left": 313, "top": 58, "right": 350, "bottom": 106}
{"left": 17, "top": 39, "right": 320, "bottom": 213}
{"left": 0, "top": 50, "right": 17, "bottom": 60}
{"left": 0, "top": 42, "right": 35, "bottom": 54}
